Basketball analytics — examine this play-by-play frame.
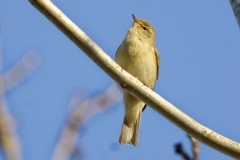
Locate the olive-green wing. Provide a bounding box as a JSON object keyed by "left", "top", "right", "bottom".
{"left": 142, "top": 48, "right": 159, "bottom": 112}
{"left": 155, "top": 48, "right": 160, "bottom": 79}
{"left": 115, "top": 45, "right": 121, "bottom": 59}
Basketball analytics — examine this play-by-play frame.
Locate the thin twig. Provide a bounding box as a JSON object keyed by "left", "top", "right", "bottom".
{"left": 175, "top": 135, "right": 199, "bottom": 160}
{"left": 175, "top": 143, "right": 191, "bottom": 160}
{"left": 188, "top": 135, "right": 199, "bottom": 160}
{"left": 1, "top": 51, "right": 40, "bottom": 94}
{"left": 28, "top": 0, "right": 240, "bottom": 158}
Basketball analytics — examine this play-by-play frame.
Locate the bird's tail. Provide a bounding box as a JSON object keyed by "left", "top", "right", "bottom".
{"left": 119, "top": 111, "right": 142, "bottom": 146}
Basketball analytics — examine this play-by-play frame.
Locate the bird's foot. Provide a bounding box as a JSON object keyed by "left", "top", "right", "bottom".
{"left": 120, "top": 83, "right": 128, "bottom": 89}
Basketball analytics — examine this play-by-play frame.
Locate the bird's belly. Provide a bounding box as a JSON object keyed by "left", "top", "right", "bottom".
{"left": 125, "top": 57, "right": 156, "bottom": 89}
{"left": 116, "top": 45, "right": 157, "bottom": 90}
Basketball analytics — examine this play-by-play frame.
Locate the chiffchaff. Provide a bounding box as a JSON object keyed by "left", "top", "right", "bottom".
{"left": 115, "top": 14, "right": 160, "bottom": 146}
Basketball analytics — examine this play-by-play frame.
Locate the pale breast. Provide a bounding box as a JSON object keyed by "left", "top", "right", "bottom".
{"left": 115, "top": 38, "right": 157, "bottom": 90}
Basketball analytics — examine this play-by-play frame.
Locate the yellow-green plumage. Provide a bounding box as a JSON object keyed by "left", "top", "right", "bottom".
{"left": 115, "top": 14, "right": 160, "bottom": 146}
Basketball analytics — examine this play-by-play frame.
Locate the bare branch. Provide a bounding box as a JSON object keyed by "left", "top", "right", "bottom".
{"left": 51, "top": 85, "right": 121, "bottom": 160}
{"left": 188, "top": 135, "right": 199, "bottom": 160}
{"left": 84, "top": 84, "right": 121, "bottom": 121}
{"left": 28, "top": 0, "right": 240, "bottom": 158}
{"left": 1, "top": 50, "right": 40, "bottom": 94}
{"left": 175, "top": 143, "right": 191, "bottom": 160}
{"left": 174, "top": 135, "right": 199, "bottom": 160}
{"left": 51, "top": 100, "right": 87, "bottom": 160}
{"left": 0, "top": 26, "right": 40, "bottom": 159}
{"left": 229, "top": 0, "right": 240, "bottom": 27}
{"left": 0, "top": 51, "right": 40, "bottom": 160}
{"left": 0, "top": 99, "right": 22, "bottom": 160}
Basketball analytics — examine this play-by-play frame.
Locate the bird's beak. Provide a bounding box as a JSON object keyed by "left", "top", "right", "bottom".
{"left": 132, "top": 14, "right": 138, "bottom": 23}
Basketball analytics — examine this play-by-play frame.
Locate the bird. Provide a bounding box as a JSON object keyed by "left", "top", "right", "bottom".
{"left": 115, "top": 14, "right": 160, "bottom": 146}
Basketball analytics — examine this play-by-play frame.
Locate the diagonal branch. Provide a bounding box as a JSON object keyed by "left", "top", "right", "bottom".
{"left": 0, "top": 98, "right": 22, "bottom": 160}
{"left": 1, "top": 51, "right": 40, "bottom": 94}
{"left": 0, "top": 51, "right": 40, "bottom": 160}
{"left": 51, "top": 85, "right": 121, "bottom": 160}
{"left": 28, "top": 0, "right": 240, "bottom": 159}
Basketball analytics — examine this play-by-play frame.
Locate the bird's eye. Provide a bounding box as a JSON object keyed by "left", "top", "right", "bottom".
{"left": 142, "top": 26, "right": 147, "bottom": 30}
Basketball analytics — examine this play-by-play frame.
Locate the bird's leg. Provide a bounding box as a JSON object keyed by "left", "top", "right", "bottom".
{"left": 141, "top": 82, "right": 148, "bottom": 112}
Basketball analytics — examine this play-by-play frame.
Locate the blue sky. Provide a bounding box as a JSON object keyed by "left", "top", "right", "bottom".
{"left": 0, "top": 0, "right": 240, "bottom": 160}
